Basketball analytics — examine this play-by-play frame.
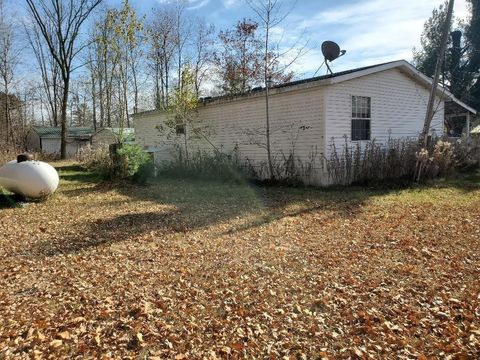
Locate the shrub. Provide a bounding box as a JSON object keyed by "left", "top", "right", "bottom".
{"left": 77, "top": 144, "right": 113, "bottom": 177}
{"left": 79, "top": 143, "right": 154, "bottom": 183}
{"left": 78, "top": 143, "right": 153, "bottom": 183}
{"left": 116, "top": 144, "right": 153, "bottom": 184}
{"left": 452, "top": 135, "right": 480, "bottom": 171}
{"left": 326, "top": 136, "right": 461, "bottom": 186}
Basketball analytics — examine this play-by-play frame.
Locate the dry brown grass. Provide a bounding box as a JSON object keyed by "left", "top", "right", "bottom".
{"left": 0, "top": 146, "right": 21, "bottom": 165}
{"left": 0, "top": 161, "right": 479, "bottom": 359}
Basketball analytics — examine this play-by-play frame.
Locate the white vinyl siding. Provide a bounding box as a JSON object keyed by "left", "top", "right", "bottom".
{"left": 324, "top": 68, "right": 444, "bottom": 155}
{"left": 135, "top": 86, "right": 326, "bottom": 183}
{"left": 135, "top": 66, "right": 449, "bottom": 185}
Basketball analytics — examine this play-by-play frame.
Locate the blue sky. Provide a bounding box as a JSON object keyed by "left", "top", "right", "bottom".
{"left": 119, "top": 0, "right": 469, "bottom": 78}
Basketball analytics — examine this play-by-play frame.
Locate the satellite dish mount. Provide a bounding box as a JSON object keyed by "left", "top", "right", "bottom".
{"left": 321, "top": 41, "right": 346, "bottom": 75}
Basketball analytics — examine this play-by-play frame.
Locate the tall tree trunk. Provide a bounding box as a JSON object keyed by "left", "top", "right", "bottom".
{"left": 131, "top": 50, "right": 139, "bottom": 114}
{"left": 264, "top": 7, "right": 274, "bottom": 180}
{"left": 106, "top": 78, "right": 111, "bottom": 127}
{"left": 99, "top": 74, "right": 104, "bottom": 128}
{"left": 91, "top": 74, "right": 97, "bottom": 130}
{"left": 60, "top": 75, "right": 69, "bottom": 159}
{"left": 165, "top": 62, "right": 169, "bottom": 108}
{"left": 53, "top": 70, "right": 59, "bottom": 126}
{"left": 4, "top": 85, "right": 10, "bottom": 143}
{"left": 422, "top": 0, "right": 454, "bottom": 146}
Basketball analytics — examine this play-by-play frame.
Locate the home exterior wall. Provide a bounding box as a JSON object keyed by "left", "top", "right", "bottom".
{"left": 135, "top": 85, "right": 326, "bottom": 183}
{"left": 135, "top": 67, "right": 449, "bottom": 185}
{"left": 324, "top": 68, "right": 444, "bottom": 155}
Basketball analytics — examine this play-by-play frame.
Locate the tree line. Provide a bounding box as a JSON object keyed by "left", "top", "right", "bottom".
{"left": 0, "top": 0, "right": 298, "bottom": 160}
{"left": 414, "top": 0, "right": 480, "bottom": 112}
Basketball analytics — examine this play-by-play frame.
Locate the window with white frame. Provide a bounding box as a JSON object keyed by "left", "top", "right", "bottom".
{"left": 351, "top": 96, "right": 371, "bottom": 141}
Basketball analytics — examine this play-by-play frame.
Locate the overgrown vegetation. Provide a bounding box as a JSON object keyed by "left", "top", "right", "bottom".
{"left": 77, "top": 143, "right": 152, "bottom": 183}
{"left": 157, "top": 149, "right": 245, "bottom": 183}
{"left": 0, "top": 145, "right": 20, "bottom": 164}
{"left": 326, "top": 136, "right": 480, "bottom": 185}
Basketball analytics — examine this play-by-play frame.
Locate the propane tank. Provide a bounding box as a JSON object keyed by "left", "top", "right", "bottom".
{"left": 0, "top": 154, "right": 59, "bottom": 199}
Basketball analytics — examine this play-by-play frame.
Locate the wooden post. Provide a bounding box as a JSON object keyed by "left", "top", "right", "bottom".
{"left": 422, "top": 0, "right": 455, "bottom": 146}
{"left": 109, "top": 142, "right": 125, "bottom": 177}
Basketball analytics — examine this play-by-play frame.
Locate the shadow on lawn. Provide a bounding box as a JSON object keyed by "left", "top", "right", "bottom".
{"left": 25, "top": 165, "right": 479, "bottom": 257}
{"left": 28, "top": 210, "right": 181, "bottom": 256}
{"left": 50, "top": 180, "right": 374, "bottom": 252}
{"left": 24, "top": 174, "right": 373, "bottom": 257}
{"left": 0, "top": 193, "right": 25, "bottom": 209}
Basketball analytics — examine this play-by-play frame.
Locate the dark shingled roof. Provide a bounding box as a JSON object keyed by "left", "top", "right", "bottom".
{"left": 270, "top": 61, "right": 398, "bottom": 89}
{"left": 199, "top": 61, "right": 399, "bottom": 104}
{"left": 34, "top": 127, "right": 95, "bottom": 139}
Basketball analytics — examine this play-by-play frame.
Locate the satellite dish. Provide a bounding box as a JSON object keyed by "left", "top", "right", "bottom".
{"left": 320, "top": 40, "right": 347, "bottom": 75}
{"left": 322, "top": 41, "right": 341, "bottom": 62}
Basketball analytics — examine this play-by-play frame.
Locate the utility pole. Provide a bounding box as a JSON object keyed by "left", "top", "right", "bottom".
{"left": 421, "top": 0, "right": 454, "bottom": 147}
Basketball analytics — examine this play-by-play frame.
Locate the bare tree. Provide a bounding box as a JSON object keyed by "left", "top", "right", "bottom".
{"left": 85, "top": 41, "right": 98, "bottom": 129}
{"left": 0, "top": 0, "right": 21, "bottom": 144}
{"left": 115, "top": 0, "right": 143, "bottom": 127}
{"left": 94, "top": 8, "right": 121, "bottom": 127}
{"left": 246, "top": 0, "right": 306, "bottom": 179}
{"left": 147, "top": 6, "right": 177, "bottom": 110}
{"left": 26, "top": 0, "right": 103, "bottom": 159}
{"left": 190, "top": 19, "right": 215, "bottom": 97}
{"left": 25, "top": 24, "right": 61, "bottom": 127}
{"left": 173, "top": 0, "right": 191, "bottom": 90}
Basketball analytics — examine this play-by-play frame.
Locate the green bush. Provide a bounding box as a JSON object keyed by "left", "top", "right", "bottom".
{"left": 117, "top": 144, "right": 153, "bottom": 182}
{"left": 78, "top": 144, "right": 153, "bottom": 183}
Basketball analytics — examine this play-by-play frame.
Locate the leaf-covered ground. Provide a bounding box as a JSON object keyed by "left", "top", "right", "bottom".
{"left": 1, "top": 162, "right": 479, "bottom": 359}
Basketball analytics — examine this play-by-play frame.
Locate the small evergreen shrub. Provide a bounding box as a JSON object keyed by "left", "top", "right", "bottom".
{"left": 117, "top": 144, "right": 153, "bottom": 184}
{"left": 78, "top": 144, "right": 153, "bottom": 183}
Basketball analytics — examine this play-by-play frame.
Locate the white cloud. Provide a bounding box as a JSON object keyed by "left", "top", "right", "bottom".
{"left": 222, "top": 0, "right": 240, "bottom": 9}
{"left": 156, "top": 0, "right": 210, "bottom": 10}
{"left": 289, "top": 0, "right": 471, "bottom": 76}
{"left": 187, "top": 0, "right": 210, "bottom": 10}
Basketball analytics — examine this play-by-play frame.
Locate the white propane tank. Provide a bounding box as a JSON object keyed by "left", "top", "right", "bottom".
{"left": 0, "top": 157, "right": 59, "bottom": 199}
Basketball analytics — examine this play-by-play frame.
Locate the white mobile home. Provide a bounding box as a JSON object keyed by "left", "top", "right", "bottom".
{"left": 133, "top": 60, "right": 476, "bottom": 185}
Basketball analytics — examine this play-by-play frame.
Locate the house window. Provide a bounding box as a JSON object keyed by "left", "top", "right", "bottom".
{"left": 351, "top": 96, "right": 371, "bottom": 141}
{"left": 176, "top": 124, "right": 185, "bottom": 135}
